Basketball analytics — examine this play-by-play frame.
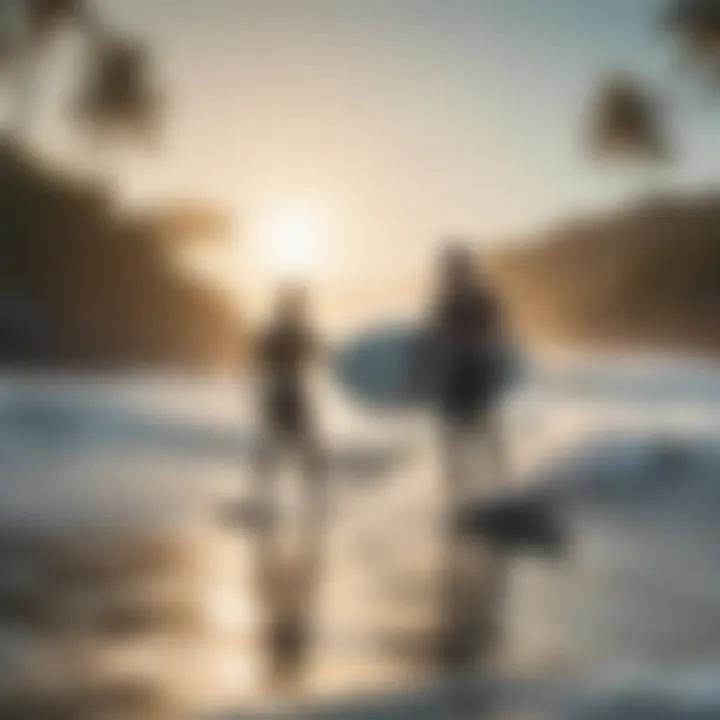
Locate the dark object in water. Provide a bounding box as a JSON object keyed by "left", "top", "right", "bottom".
{"left": 455, "top": 496, "right": 567, "bottom": 556}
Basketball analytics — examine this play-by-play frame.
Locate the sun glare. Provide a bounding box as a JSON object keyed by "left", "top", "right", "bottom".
{"left": 253, "top": 203, "right": 332, "bottom": 279}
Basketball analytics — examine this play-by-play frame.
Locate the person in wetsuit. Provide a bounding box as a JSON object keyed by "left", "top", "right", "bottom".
{"left": 422, "top": 241, "right": 507, "bottom": 499}
{"left": 252, "top": 283, "right": 326, "bottom": 688}
{"left": 253, "top": 283, "right": 324, "bottom": 493}
{"left": 420, "top": 242, "right": 510, "bottom": 679}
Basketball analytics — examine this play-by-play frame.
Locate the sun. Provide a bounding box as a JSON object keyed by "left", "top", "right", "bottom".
{"left": 253, "top": 203, "right": 332, "bottom": 279}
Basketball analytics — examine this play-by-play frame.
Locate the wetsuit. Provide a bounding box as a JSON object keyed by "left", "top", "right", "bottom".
{"left": 430, "top": 285, "right": 503, "bottom": 425}
{"left": 256, "top": 323, "right": 317, "bottom": 438}
{"left": 253, "top": 321, "right": 325, "bottom": 509}
{"left": 253, "top": 321, "right": 325, "bottom": 682}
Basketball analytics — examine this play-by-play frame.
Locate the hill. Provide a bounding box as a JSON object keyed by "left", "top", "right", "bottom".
{"left": 0, "top": 144, "right": 239, "bottom": 369}
{"left": 489, "top": 194, "right": 720, "bottom": 353}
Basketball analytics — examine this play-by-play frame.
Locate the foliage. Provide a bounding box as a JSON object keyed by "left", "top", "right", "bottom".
{"left": 490, "top": 195, "right": 720, "bottom": 351}
{"left": 588, "top": 74, "right": 671, "bottom": 162}
{"left": 663, "top": 0, "right": 720, "bottom": 78}
{"left": 74, "top": 35, "right": 161, "bottom": 144}
{"left": 0, "top": 143, "right": 239, "bottom": 367}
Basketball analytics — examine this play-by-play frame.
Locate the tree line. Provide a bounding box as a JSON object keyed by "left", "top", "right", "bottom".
{"left": 0, "top": 1, "right": 239, "bottom": 368}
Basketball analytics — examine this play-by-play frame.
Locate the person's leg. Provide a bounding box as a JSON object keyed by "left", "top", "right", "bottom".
{"left": 461, "top": 414, "right": 511, "bottom": 676}
{"left": 439, "top": 417, "right": 475, "bottom": 676}
{"left": 271, "top": 426, "right": 325, "bottom": 691}
{"left": 299, "top": 428, "right": 327, "bottom": 528}
{"left": 479, "top": 408, "right": 507, "bottom": 493}
{"left": 441, "top": 414, "right": 508, "bottom": 707}
{"left": 253, "top": 426, "right": 291, "bottom": 689}
{"left": 298, "top": 427, "right": 329, "bottom": 593}
{"left": 254, "top": 426, "right": 283, "bottom": 526}
{"left": 439, "top": 418, "right": 468, "bottom": 508}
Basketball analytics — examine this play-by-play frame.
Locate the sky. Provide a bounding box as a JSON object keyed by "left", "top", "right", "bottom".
{"left": 34, "top": 0, "right": 720, "bottom": 327}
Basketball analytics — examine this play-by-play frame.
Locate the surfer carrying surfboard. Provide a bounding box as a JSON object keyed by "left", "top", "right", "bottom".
{"left": 250, "top": 283, "right": 327, "bottom": 689}
{"left": 416, "top": 242, "right": 511, "bottom": 680}
{"left": 417, "top": 242, "right": 508, "bottom": 500}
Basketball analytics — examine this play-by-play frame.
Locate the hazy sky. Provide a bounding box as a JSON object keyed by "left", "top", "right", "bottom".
{"left": 42, "top": 0, "right": 720, "bottom": 325}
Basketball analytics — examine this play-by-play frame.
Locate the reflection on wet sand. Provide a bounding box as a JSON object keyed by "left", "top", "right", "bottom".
{"left": 253, "top": 501, "right": 327, "bottom": 695}
{"left": 437, "top": 441, "right": 509, "bottom": 719}
{"left": 0, "top": 383, "right": 518, "bottom": 720}
{"left": 0, "top": 378, "right": 530, "bottom": 718}
{"left": 0, "top": 526, "right": 204, "bottom": 718}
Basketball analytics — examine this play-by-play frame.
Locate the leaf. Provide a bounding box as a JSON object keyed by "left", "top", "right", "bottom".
{"left": 74, "top": 34, "right": 162, "bottom": 144}
{"left": 587, "top": 74, "right": 672, "bottom": 163}
{"left": 663, "top": 0, "right": 720, "bottom": 77}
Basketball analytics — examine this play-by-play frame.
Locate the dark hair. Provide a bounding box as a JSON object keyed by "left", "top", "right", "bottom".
{"left": 273, "top": 282, "right": 309, "bottom": 322}
{"left": 438, "top": 240, "right": 483, "bottom": 287}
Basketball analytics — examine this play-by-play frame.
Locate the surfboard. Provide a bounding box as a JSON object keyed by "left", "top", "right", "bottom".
{"left": 331, "top": 320, "right": 525, "bottom": 411}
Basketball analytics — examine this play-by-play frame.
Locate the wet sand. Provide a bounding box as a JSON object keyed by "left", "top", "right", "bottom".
{"left": 2, "top": 366, "right": 720, "bottom": 717}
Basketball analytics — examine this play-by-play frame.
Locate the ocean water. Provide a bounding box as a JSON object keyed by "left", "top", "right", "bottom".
{"left": 0, "top": 357, "right": 719, "bottom": 718}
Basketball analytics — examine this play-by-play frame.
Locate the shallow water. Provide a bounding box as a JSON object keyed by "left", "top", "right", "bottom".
{"left": 0, "top": 359, "right": 719, "bottom": 717}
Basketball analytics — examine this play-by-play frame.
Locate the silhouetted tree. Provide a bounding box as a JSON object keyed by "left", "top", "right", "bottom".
{"left": 0, "top": 1, "right": 160, "bottom": 153}
{"left": 0, "top": 144, "right": 239, "bottom": 367}
{"left": 663, "top": 0, "right": 720, "bottom": 79}
{"left": 74, "top": 33, "right": 161, "bottom": 147}
{"left": 588, "top": 74, "right": 671, "bottom": 163}
{"left": 0, "top": 0, "right": 82, "bottom": 59}
{"left": 0, "top": 0, "right": 91, "bottom": 136}
{"left": 587, "top": 1, "right": 720, "bottom": 168}
{"left": 0, "top": 3, "right": 240, "bottom": 368}
{"left": 491, "top": 1, "right": 720, "bottom": 352}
